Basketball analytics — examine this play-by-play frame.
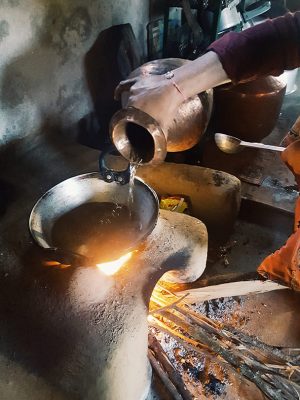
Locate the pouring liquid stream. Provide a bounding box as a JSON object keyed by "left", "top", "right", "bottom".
{"left": 128, "top": 153, "right": 142, "bottom": 217}
{"left": 50, "top": 154, "right": 144, "bottom": 264}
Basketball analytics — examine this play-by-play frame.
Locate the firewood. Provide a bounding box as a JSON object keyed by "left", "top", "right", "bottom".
{"left": 176, "top": 280, "right": 287, "bottom": 303}
{"left": 148, "top": 349, "right": 183, "bottom": 400}
{"left": 148, "top": 284, "right": 300, "bottom": 400}
{"left": 149, "top": 333, "right": 194, "bottom": 400}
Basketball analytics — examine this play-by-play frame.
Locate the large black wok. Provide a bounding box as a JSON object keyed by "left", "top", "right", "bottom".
{"left": 29, "top": 172, "right": 158, "bottom": 264}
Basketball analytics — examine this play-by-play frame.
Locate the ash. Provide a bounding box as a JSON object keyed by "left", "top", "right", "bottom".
{"left": 149, "top": 296, "right": 247, "bottom": 398}
{"left": 149, "top": 327, "right": 228, "bottom": 398}
{"left": 205, "top": 374, "right": 226, "bottom": 396}
{"left": 191, "top": 296, "right": 244, "bottom": 324}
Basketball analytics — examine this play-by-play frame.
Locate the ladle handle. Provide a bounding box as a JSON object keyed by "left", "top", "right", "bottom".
{"left": 99, "top": 145, "right": 131, "bottom": 185}
{"left": 240, "top": 141, "right": 285, "bottom": 152}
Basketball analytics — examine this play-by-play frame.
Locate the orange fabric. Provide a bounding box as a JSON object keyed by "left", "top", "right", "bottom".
{"left": 257, "top": 141, "right": 300, "bottom": 290}
{"left": 281, "top": 140, "right": 300, "bottom": 187}
{"left": 294, "top": 197, "right": 300, "bottom": 231}
{"left": 258, "top": 195, "right": 300, "bottom": 290}
{"left": 257, "top": 223, "right": 300, "bottom": 291}
{"left": 257, "top": 197, "right": 300, "bottom": 291}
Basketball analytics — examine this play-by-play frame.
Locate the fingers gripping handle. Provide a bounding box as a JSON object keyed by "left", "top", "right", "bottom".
{"left": 114, "top": 78, "right": 137, "bottom": 101}
{"left": 99, "top": 146, "right": 131, "bottom": 185}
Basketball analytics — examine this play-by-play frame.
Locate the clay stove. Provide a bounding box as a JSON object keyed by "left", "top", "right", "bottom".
{"left": 0, "top": 209, "right": 207, "bottom": 400}
{"left": 0, "top": 129, "right": 241, "bottom": 400}
{"left": 83, "top": 209, "right": 208, "bottom": 400}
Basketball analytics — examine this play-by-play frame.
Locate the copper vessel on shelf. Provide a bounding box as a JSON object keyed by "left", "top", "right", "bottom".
{"left": 213, "top": 76, "right": 286, "bottom": 142}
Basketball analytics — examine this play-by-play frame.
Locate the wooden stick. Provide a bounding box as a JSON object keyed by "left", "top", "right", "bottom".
{"left": 149, "top": 293, "right": 190, "bottom": 315}
{"left": 149, "top": 318, "right": 247, "bottom": 380}
{"left": 150, "top": 316, "right": 213, "bottom": 355}
{"left": 148, "top": 349, "right": 183, "bottom": 400}
{"left": 264, "top": 374, "right": 299, "bottom": 399}
{"left": 149, "top": 332, "right": 194, "bottom": 400}
{"left": 153, "top": 310, "right": 296, "bottom": 400}
{"left": 153, "top": 286, "right": 299, "bottom": 370}
{"left": 175, "top": 280, "right": 287, "bottom": 303}
{"left": 150, "top": 285, "right": 300, "bottom": 400}
{"left": 224, "top": 326, "right": 300, "bottom": 365}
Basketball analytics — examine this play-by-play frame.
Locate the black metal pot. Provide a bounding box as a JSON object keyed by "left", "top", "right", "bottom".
{"left": 29, "top": 172, "right": 159, "bottom": 264}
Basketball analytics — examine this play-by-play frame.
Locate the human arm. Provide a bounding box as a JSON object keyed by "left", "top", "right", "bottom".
{"left": 115, "top": 12, "right": 300, "bottom": 131}
{"left": 208, "top": 11, "right": 300, "bottom": 83}
{"left": 257, "top": 138, "right": 300, "bottom": 290}
{"left": 115, "top": 51, "right": 229, "bottom": 131}
{"left": 281, "top": 139, "right": 300, "bottom": 188}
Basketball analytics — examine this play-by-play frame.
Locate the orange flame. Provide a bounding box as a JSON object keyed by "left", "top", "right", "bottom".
{"left": 97, "top": 252, "right": 133, "bottom": 276}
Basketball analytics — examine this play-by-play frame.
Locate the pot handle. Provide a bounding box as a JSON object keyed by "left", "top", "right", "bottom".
{"left": 99, "top": 145, "right": 131, "bottom": 185}
{"left": 42, "top": 247, "right": 90, "bottom": 267}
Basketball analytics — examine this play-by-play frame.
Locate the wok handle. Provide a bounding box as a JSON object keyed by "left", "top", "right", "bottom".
{"left": 99, "top": 145, "right": 131, "bottom": 185}
{"left": 42, "top": 247, "right": 90, "bottom": 267}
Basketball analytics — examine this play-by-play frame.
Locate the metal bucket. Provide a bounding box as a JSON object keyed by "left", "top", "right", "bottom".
{"left": 29, "top": 172, "right": 159, "bottom": 263}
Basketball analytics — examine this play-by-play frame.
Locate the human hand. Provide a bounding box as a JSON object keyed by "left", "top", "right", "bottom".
{"left": 281, "top": 116, "right": 300, "bottom": 147}
{"left": 280, "top": 131, "right": 300, "bottom": 147}
{"left": 114, "top": 74, "right": 184, "bottom": 132}
{"left": 281, "top": 139, "right": 300, "bottom": 187}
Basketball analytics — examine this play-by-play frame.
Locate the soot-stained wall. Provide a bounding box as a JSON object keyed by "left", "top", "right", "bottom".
{"left": 0, "top": 0, "right": 148, "bottom": 149}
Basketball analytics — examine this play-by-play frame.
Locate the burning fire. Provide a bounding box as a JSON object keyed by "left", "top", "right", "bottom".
{"left": 97, "top": 252, "right": 133, "bottom": 276}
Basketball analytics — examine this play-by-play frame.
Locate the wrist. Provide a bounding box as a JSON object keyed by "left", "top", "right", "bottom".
{"left": 161, "top": 75, "right": 186, "bottom": 109}
{"left": 164, "top": 71, "right": 187, "bottom": 102}
{"left": 289, "top": 128, "right": 300, "bottom": 138}
{"left": 281, "top": 130, "right": 300, "bottom": 147}
{"left": 172, "top": 52, "right": 230, "bottom": 99}
{"left": 289, "top": 116, "right": 300, "bottom": 141}
{"left": 281, "top": 116, "right": 300, "bottom": 146}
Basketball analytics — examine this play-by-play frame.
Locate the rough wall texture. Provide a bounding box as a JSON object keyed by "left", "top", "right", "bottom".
{"left": 0, "top": 0, "right": 148, "bottom": 149}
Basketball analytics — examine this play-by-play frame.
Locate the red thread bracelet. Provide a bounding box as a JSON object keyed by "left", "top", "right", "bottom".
{"left": 165, "top": 71, "right": 187, "bottom": 102}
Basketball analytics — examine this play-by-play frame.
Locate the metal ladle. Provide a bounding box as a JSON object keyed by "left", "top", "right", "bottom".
{"left": 215, "top": 133, "right": 284, "bottom": 154}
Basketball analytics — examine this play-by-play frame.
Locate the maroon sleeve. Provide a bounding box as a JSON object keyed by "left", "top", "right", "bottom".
{"left": 208, "top": 12, "right": 300, "bottom": 84}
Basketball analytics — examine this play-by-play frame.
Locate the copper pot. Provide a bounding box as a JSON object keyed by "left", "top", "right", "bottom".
{"left": 110, "top": 58, "right": 213, "bottom": 164}
{"left": 213, "top": 76, "right": 286, "bottom": 142}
